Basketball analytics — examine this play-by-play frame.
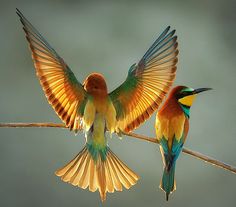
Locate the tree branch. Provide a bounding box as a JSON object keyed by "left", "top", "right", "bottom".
{"left": 1, "top": 122, "right": 236, "bottom": 174}
{"left": 0, "top": 122, "right": 66, "bottom": 128}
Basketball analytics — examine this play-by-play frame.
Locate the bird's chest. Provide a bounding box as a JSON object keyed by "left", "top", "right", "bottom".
{"left": 156, "top": 113, "right": 186, "bottom": 141}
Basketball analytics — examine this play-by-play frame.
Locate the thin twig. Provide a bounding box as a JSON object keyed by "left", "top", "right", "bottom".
{"left": 0, "top": 122, "right": 236, "bottom": 174}
{"left": 123, "top": 132, "right": 236, "bottom": 174}
{"left": 0, "top": 122, "right": 66, "bottom": 128}
{"left": 123, "top": 131, "right": 159, "bottom": 144}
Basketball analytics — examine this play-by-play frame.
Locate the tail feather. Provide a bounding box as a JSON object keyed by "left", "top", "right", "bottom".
{"left": 55, "top": 145, "right": 139, "bottom": 202}
{"left": 104, "top": 160, "right": 114, "bottom": 193}
{"left": 112, "top": 151, "right": 138, "bottom": 182}
{"left": 77, "top": 154, "right": 91, "bottom": 188}
{"left": 68, "top": 149, "right": 89, "bottom": 185}
{"left": 108, "top": 150, "right": 130, "bottom": 189}
{"left": 96, "top": 156, "right": 106, "bottom": 200}
{"left": 108, "top": 150, "right": 137, "bottom": 189}
{"left": 89, "top": 158, "right": 97, "bottom": 192}
{"left": 160, "top": 164, "right": 176, "bottom": 201}
{"left": 56, "top": 147, "right": 86, "bottom": 178}
{"left": 106, "top": 154, "right": 123, "bottom": 191}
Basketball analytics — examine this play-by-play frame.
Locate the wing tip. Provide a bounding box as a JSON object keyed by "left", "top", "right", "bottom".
{"left": 16, "top": 8, "right": 23, "bottom": 19}
{"left": 164, "top": 26, "right": 176, "bottom": 37}
{"left": 16, "top": 8, "right": 20, "bottom": 14}
{"left": 16, "top": 8, "right": 28, "bottom": 29}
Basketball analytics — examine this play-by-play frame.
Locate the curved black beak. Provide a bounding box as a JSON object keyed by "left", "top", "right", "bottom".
{"left": 193, "top": 88, "right": 212, "bottom": 94}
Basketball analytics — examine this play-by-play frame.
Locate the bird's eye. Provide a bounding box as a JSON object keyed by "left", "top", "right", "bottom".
{"left": 176, "top": 91, "right": 188, "bottom": 99}
{"left": 181, "top": 91, "right": 188, "bottom": 96}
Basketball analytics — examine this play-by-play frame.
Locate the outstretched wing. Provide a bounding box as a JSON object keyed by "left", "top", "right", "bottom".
{"left": 109, "top": 26, "right": 178, "bottom": 132}
{"left": 17, "top": 9, "right": 87, "bottom": 131}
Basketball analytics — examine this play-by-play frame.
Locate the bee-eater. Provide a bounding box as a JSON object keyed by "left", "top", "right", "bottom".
{"left": 17, "top": 9, "right": 178, "bottom": 201}
{"left": 155, "top": 86, "right": 212, "bottom": 200}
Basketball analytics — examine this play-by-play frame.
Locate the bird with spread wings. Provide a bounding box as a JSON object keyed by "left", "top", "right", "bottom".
{"left": 16, "top": 9, "right": 178, "bottom": 202}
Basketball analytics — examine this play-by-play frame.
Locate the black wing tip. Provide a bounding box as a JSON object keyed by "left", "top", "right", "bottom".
{"left": 165, "top": 26, "right": 176, "bottom": 37}
{"left": 165, "top": 25, "right": 175, "bottom": 32}
{"left": 16, "top": 8, "right": 23, "bottom": 17}
{"left": 166, "top": 25, "right": 171, "bottom": 31}
{"left": 16, "top": 8, "right": 26, "bottom": 25}
{"left": 160, "top": 26, "right": 177, "bottom": 42}
{"left": 162, "top": 26, "right": 171, "bottom": 37}
{"left": 16, "top": 8, "right": 29, "bottom": 25}
{"left": 168, "top": 28, "right": 176, "bottom": 37}
{"left": 16, "top": 9, "right": 27, "bottom": 31}
{"left": 171, "top": 29, "right": 176, "bottom": 35}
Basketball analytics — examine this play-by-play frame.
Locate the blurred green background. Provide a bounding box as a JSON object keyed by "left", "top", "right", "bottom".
{"left": 0, "top": 0, "right": 236, "bottom": 206}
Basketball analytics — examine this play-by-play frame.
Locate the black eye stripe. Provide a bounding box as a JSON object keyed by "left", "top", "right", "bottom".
{"left": 181, "top": 104, "right": 190, "bottom": 109}
{"left": 176, "top": 91, "right": 193, "bottom": 99}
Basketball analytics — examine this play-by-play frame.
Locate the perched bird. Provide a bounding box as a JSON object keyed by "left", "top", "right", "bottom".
{"left": 17, "top": 9, "right": 178, "bottom": 201}
{"left": 155, "top": 86, "right": 212, "bottom": 200}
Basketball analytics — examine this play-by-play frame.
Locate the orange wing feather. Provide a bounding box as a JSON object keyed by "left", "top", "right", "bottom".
{"left": 110, "top": 26, "right": 178, "bottom": 132}
{"left": 17, "top": 9, "right": 87, "bottom": 131}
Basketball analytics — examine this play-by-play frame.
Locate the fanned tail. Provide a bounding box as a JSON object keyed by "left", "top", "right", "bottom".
{"left": 160, "top": 163, "right": 176, "bottom": 201}
{"left": 55, "top": 145, "right": 139, "bottom": 202}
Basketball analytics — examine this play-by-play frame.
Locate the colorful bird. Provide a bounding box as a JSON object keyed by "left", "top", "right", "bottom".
{"left": 17, "top": 9, "right": 178, "bottom": 201}
{"left": 155, "top": 86, "right": 212, "bottom": 201}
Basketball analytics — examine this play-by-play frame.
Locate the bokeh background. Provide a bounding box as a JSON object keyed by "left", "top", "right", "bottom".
{"left": 0, "top": 0, "right": 236, "bottom": 206}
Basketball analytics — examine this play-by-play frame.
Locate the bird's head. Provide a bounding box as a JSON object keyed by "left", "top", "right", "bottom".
{"left": 83, "top": 73, "right": 108, "bottom": 95}
{"left": 172, "top": 86, "right": 212, "bottom": 117}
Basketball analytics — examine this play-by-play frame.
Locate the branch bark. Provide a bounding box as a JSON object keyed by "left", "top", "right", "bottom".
{"left": 1, "top": 122, "right": 236, "bottom": 174}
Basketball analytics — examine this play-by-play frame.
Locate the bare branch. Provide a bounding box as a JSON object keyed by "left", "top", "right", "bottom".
{"left": 123, "top": 132, "right": 236, "bottom": 174}
{"left": 0, "top": 122, "right": 236, "bottom": 174}
{"left": 0, "top": 122, "right": 66, "bottom": 128}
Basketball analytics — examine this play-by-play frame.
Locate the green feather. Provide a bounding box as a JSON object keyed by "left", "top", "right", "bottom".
{"left": 161, "top": 162, "right": 176, "bottom": 201}
{"left": 109, "top": 70, "right": 139, "bottom": 119}
{"left": 86, "top": 143, "right": 108, "bottom": 162}
{"left": 180, "top": 104, "right": 190, "bottom": 118}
